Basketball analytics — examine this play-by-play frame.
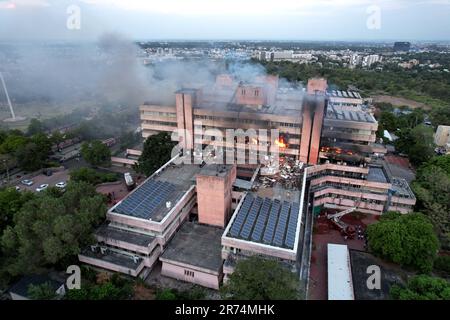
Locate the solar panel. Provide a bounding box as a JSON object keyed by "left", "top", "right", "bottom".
{"left": 240, "top": 197, "right": 262, "bottom": 239}
{"left": 285, "top": 202, "right": 300, "bottom": 249}
{"left": 272, "top": 202, "right": 290, "bottom": 247}
{"left": 250, "top": 198, "right": 271, "bottom": 242}
{"left": 230, "top": 195, "right": 254, "bottom": 237}
{"left": 263, "top": 200, "right": 280, "bottom": 244}
{"left": 115, "top": 180, "right": 176, "bottom": 219}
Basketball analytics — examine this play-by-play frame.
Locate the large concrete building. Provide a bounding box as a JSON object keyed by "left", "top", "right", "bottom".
{"left": 78, "top": 73, "right": 416, "bottom": 290}
{"left": 139, "top": 74, "right": 414, "bottom": 214}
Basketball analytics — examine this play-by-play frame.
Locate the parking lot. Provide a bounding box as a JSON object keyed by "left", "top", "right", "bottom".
{"left": 17, "top": 169, "right": 70, "bottom": 192}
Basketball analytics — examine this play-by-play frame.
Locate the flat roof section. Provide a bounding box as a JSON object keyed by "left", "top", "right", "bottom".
{"left": 96, "top": 224, "right": 155, "bottom": 247}
{"left": 227, "top": 194, "right": 300, "bottom": 250}
{"left": 327, "top": 244, "right": 354, "bottom": 300}
{"left": 114, "top": 179, "right": 178, "bottom": 221}
{"left": 111, "top": 163, "right": 201, "bottom": 222}
{"left": 160, "top": 222, "right": 223, "bottom": 273}
{"left": 367, "top": 166, "right": 388, "bottom": 183}
{"left": 81, "top": 248, "right": 143, "bottom": 270}
{"left": 326, "top": 105, "right": 375, "bottom": 123}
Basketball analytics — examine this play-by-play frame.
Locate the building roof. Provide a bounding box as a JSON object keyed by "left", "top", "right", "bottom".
{"left": 349, "top": 250, "right": 404, "bottom": 300}
{"left": 160, "top": 222, "right": 223, "bottom": 273}
{"left": 327, "top": 244, "right": 354, "bottom": 300}
{"left": 227, "top": 193, "right": 300, "bottom": 249}
{"left": 199, "top": 164, "right": 233, "bottom": 178}
{"left": 113, "top": 179, "right": 178, "bottom": 221}
{"left": 9, "top": 275, "right": 63, "bottom": 298}
{"left": 326, "top": 105, "right": 375, "bottom": 123}
{"left": 110, "top": 163, "right": 201, "bottom": 222}
{"left": 327, "top": 90, "right": 362, "bottom": 100}
{"left": 96, "top": 223, "right": 155, "bottom": 247}
{"left": 81, "top": 247, "right": 143, "bottom": 270}
{"left": 367, "top": 166, "right": 388, "bottom": 183}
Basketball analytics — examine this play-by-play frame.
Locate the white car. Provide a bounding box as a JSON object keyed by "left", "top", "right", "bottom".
{"left": 55, "top": 181, "right": 67, "bottom": 189}
{"left": 21, "top": 179, "right": 34, "bottom": 186}
{"left": 36, "top": 184, "right": 49, "bottom": 192}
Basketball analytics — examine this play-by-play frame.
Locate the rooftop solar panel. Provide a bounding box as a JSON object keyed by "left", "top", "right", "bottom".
{"left": 229, "top": 195, "right": 254, "bottom": 237}
{"left": 272, "top": 202, "right": 290, "bottom": 247}
{"left": 250, "top": 198, "right": 271, "bottom": 242}
{"left": 285, "top": 202, "right": 300, "bottom": 248}
{"left": 262, "top": 200, "right": 281, "bottom": 244}
{"left": 240, "top": 197, "right": 263, "bottom": 239}
{"left": 115, "top": 180, "right": 176, "bottom": 220}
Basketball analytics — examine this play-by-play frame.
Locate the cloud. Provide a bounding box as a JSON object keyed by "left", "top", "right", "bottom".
{"left": 0, "top": 0, "right": 50, "bottom": 9}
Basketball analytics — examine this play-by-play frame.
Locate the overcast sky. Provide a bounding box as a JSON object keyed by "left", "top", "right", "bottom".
{"left": 1, "top": 0, "right": 449, "bottom": 42}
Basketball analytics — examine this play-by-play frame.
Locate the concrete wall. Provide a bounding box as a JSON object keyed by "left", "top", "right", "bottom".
{"left": 160, "top": 260, "right": 221, "bottom": 290}
{"left": 197, "top": 166, "right": 237, "bottom": 227}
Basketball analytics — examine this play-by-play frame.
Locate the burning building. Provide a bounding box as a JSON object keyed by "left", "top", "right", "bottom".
{"left": 77, "top": 73, "right": 416, "bottom": 289}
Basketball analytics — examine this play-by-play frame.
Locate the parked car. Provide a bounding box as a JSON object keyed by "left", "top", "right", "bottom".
{"left": 15, "top": 186, "right": 21, "bottom": 192}
{"left": 21, "top": 179, "right": 33, "bottom": 186}
{"left": 55, "top": 181, "right": 67, "bottom": 189}
{"left": 43, "top": 169, "right": 53, "bottom": 176}
{"left": 36, "top": 184, "right": 49, "bottom": 192}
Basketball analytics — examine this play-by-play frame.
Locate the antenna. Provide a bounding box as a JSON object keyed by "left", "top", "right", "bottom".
{"left": 0, "top": 72, "right": 15, "bottom": 119}
{"left": 0, "top": 71, "right": 26, "bottom": 123}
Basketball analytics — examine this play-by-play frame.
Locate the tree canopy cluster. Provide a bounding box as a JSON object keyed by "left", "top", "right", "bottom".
{"left": 70, "top": 167, "right": 118, "bottom": 185}
{"left": 65, "top": 273, "right": 133, "bottom": 300}
{"left": 81, "top": 140, "right": 111, "bottom": 167}
{"left": 0, "top": 126, "right": 54, "bottom": 172}
{"left": 220, "top": 256, "right": 300, "bottom": 300}
{"left": 135, "top": 132, "right": 176, "bottom": 176}
{"left": 367, "top": 212, "right": 439, "bottom": 273}
{"left": 0, "top": 181, "right": 107, "bottom": 281}
{"left": 390, "top": 275, "right": 450, "bottom": 300}
{"left": 412, "top": 155, "right": 450, "bottom": 248}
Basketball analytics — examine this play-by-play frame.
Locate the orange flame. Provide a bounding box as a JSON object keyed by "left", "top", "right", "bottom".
{"left": 274, "top": 138, "right": 287, "bottom": 148}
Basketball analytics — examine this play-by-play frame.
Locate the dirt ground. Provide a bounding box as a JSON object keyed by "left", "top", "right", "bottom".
{"left": 308, "top": 212, "right": 379, "bottom": 300}
{"left": 372, "top": 95, "right": 432, "bottom": 111}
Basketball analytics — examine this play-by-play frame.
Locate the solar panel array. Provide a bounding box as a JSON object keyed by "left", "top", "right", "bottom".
{"left": 229, "top": 195, "right": 300, "bottom": 249}
{"left": 285, "top": 202, "right": 300, "bottom": 248}
{"left": 115, "top": 180, "right": 176, "bottom": 219}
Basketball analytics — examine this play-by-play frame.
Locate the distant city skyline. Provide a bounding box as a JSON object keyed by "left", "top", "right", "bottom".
{"left": 1, "top": 0, "right": 449, "bottom": 42}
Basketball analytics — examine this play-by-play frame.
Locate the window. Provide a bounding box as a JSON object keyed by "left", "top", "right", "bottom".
{"left": 241, "top": 89, "right": 246, "bottom": 95}
{"left": 184, "top": 270, "right": 194, "bottom": 277}
{"left": 255, "top": 90, "right": 259, "bottom": 97}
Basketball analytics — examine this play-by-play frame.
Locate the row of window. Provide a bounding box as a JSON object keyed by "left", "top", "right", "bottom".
{"left": 315, "top": 193, "right": 384, "bottom": 205}
{"left": 142, "top": 111, "right": 177, "bottom": 118}
{"left": 142, "top": 120, "right": 177, "bottom": 127}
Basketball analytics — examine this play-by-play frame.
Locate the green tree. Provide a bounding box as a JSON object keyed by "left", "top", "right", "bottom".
{"left": 0, "top": 134, "right": 28, "bottom": 154}
{"left": 27, "top": 118, "right": 46, "bottom": 136}
{"left": 0, "top": 181, "right": 106, "bottom": 276}
{"left": 70, "top": 167, "right": 118, "bottom": 185}
{"left": 394, "top": 125, "right": 435, "bottom": 166}
{"left": 135, "top": 132, "right": 176, "bottom": 176}
{"left": 27, "top": 282, "right": 57, "bottom": 300}
{"left": 434, "top": 255, "right": 450, "bottom": 275}
{"left": 66, "top": 275, "right": 132, "bottom": 300}
{"left": 81, "top": 140, "right": 111, "bottom": 167}
{"left": 0, "top": 188, "right": 34, "bottom": 235}
{"left": 412, "top": 157, "right": 450, "bottom": 248}
{"left": 220, "top": 256, "right": 300, "bottom": 300}
{"left": 155, "top": 288, "right": 177, "bottom": 300}
{"left": 390, "top": 275, "right": 450, "bottom": 300}
{"left": 367, "top": 212, "right": 439, "bottom": 272}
